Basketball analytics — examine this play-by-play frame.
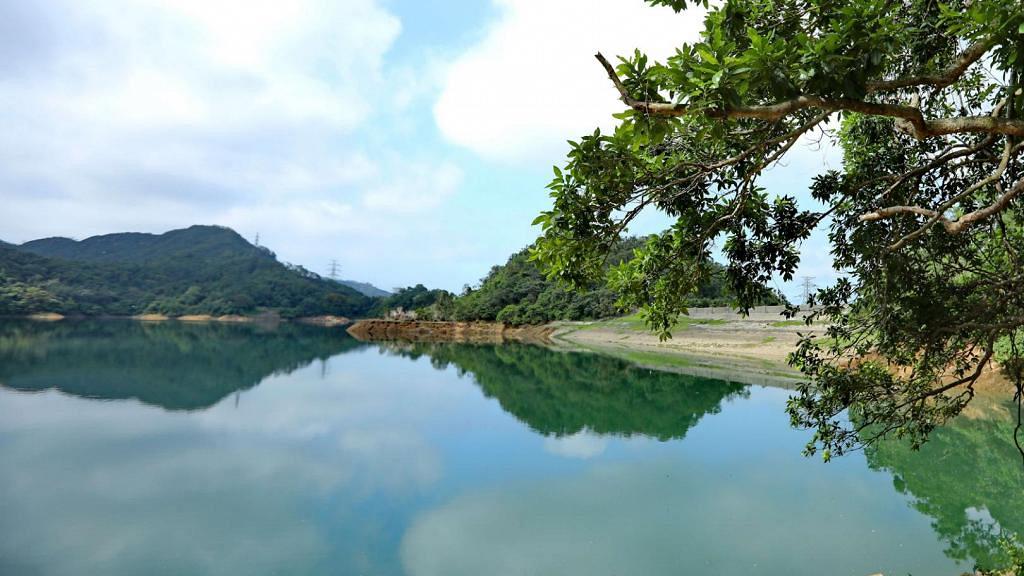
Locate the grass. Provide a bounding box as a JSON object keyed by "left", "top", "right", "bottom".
{"left": 589, "top": 312, "right": 729, "bottom": 332}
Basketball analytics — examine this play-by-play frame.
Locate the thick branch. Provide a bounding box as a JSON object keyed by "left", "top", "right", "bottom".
{"left": 595, "top": 52, "right": 1024, "bottom": 139}
{"left": 865, "top": 38, "right": 996, "bottom": 93}
{"left": 860, "top": 176, "right": 1024, "bottom": 237}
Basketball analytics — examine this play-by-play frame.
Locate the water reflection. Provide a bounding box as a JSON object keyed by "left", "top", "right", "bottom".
{"left": 0, "top": 321, "right": 1018, "bottom": 575}
{"left": 382, "top": 342, "right": 748, "bottom": 441}
{"left": 866, "top": 394, "right": 1024, "bottom": 571}
{"left": 0, "top": 319, "right": 366, "bottom": 410}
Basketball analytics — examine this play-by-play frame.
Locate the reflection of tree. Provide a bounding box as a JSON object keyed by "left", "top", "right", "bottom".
{"left": 388, "top": 342, "right": 747, "bottom": 441}
{"left": 865, "top": 396, "right": 1024, "bottom": 571}
{"left": 0, "top": 320, "right": 366, "bottom": 411}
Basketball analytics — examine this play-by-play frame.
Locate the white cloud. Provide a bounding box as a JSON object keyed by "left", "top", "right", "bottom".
{"left": 0, "top": 352, "right": 466, "bottom": 575}
{"left": 0, "top": 0, "right": 487, "bottom": 289}
{"left": 434, "top": 0, "right": 705, "bottom": 163}
{"left": 542, "top": 430, "right": 608, "bottom": 459}
{"left": 362, "top": 162, "right": 463, "bottom": 213}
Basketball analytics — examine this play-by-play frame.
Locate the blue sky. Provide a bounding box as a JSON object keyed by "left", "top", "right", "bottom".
{"left": 0, "top": 0, "right": 838, "bottom": 300}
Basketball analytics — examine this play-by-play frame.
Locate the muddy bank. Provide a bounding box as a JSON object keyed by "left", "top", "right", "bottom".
{"left": 347, "top": 320, "right": 554, "bottom": 343}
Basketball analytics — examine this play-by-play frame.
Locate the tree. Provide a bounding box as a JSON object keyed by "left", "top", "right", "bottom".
{"left": 532, "top": 0, "right": 1024, "bottom": 460}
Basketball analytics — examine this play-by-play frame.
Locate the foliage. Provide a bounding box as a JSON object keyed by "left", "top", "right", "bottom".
{"left": 0, "top": 226, "right": 373, "bottom": 318}
{"left": 370, "top": 284, "right": 452, "bottom": 318}
{"left": 419, "top": 238, "right": 784, "bottom": 325}
{"left": 532, "top": 0, "right": 1024, "bottom": 457}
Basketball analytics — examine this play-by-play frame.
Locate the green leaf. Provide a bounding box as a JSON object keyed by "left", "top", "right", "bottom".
{"left": 695, "top": 45, "right": 719, "bottom": 65}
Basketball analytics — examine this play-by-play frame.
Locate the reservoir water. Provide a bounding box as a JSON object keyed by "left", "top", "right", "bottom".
{"left": 0, "top": 320, "right": 1019, "bottom": 575}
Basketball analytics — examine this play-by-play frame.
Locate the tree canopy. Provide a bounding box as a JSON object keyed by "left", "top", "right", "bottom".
{"left": 532, "top": 0, "right": 1024, "bottom": 459}
{"left": 372, "top": 238, "right": 786, "bottom": 324}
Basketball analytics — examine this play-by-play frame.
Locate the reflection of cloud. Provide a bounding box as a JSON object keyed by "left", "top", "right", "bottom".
{"left": 0, "top": 354, "right": 465, "bottom": 575}
{"left": 401, "top": 458, "right": 963, "bottom": 576}
{"left": 542, "top": 430, "right": 607, "bottom": 459}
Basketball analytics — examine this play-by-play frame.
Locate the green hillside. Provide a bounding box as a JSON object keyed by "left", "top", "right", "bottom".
{"left": 376, "top": 238, "right": 788, "bottom": 324}
{"left": 0, "top": 226, "right": 372, "bottom": 318}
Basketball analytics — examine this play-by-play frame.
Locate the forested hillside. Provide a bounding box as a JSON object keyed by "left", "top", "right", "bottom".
{"left": 0, "top": 226, "right": 372, "bottom": 318}
{"left": 376, "top": 237, "right": 787, "bottom": 324}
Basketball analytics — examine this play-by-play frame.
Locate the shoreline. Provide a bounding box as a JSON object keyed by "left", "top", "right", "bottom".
{"left": 346, "top": 319, "right": 555, "bottom": 344}
{"left": 345, "top": 315, "right": 807, "bottom": 388}
{"left": 13, "top": 313, "right": 1016, "bottom": 394}
{"left": 548, "top": 314, "right": 808, "bottom": 388}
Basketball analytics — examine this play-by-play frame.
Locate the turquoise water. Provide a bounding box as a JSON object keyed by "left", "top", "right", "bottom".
{"left": 0, "top": 320, "right": 1019, "bottom": 575}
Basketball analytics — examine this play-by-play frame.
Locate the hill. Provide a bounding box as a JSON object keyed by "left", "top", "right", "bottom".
{"left": 0, "top": 226, "right": 373, "bottom": 318}
{"left": 375, "top": 238, "right": 788, "bottom": 325}
{"left": 336, "top": 279, "right": 391, "bottom": 298}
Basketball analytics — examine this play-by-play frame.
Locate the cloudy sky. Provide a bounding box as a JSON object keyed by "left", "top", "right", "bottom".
{"left": 0, "top": 0, "right": 838, "bottom": 298}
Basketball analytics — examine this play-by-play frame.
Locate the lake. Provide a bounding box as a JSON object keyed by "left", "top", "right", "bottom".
{"left": 0, "top": 319, "right": 1019, "bottom": 576}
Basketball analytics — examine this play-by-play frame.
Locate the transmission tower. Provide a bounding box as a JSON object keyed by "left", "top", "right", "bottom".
{"left": 328, "top": 259, "right": 341, "bottom": 280}
{"left": 254, "top": 233, "right": 260, "bottom": 247}
{"left": 801, "top": 276, "right": 816, "bottom": 306}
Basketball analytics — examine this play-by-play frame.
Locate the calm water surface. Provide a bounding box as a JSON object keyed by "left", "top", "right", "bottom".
{"left": 0, "top": 320, "right": 1019, "bottom": 575}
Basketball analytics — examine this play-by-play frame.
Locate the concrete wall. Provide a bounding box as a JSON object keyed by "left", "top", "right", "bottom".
{"left": 684, "top": 305, "right": 821, "bottom": 321}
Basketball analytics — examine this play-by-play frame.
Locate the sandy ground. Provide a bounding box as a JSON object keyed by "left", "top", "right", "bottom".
{"left": 551, "top": 314, "right": 816, "bottom": 388}
{"left": 553, "top": 313, "right": 1021, "bottom": 399}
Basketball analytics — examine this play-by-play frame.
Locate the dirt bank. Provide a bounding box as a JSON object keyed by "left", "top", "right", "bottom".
{"left": 552, "top": 313, "right": 1020, "bottom": 395}
{"left": 550, "top": 315, "right": 809, "bottom": 388}
{"left": 295, "top": 315, "right": 351, "bottom": 327}
{"left": 347, "top": 320, "right": 555, "bottom": 344}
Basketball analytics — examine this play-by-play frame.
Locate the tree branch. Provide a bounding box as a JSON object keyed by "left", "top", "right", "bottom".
{"left": 595, "top": 52, "right": 1024, "bottom": 139}
{"left": 865, "top": 38, "right": 996, "bottom": 93}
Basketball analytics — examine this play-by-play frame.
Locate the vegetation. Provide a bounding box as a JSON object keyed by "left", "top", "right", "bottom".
{"left": 369, "top": 284, "right": 454, "bottom": 318}
{"left": 531, "top": 0, "right": 1024, "bottom": 458}
{"left": 374, "top": 238, "right": 786, "bottom": 324}
{"left": 0, "top": 226, "right": 373, "bottom": 318}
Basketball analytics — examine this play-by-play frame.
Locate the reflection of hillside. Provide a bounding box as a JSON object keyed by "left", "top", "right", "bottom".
{"left": 865, "top": 396, "right": 1024, "bottom": 571}
{"left": 0, "top": 320, "right": 366, "bottom": 411}
{"left": 389, "top": 342, "right": 748, "bottom": 441}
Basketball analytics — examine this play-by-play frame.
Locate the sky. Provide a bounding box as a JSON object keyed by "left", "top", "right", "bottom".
{"left": 0, "top": 0, "right": 839, "bottom": 300}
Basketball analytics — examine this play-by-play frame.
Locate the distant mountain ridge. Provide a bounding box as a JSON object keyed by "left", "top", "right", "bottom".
{"left": 20, "top": 225, "right": 266, "bottom": 264}
{"left": 335, "top": 279, "right": 391, "bottom": 298}
{"left": 0, "top": 225, "right": 375, "bottom": 318}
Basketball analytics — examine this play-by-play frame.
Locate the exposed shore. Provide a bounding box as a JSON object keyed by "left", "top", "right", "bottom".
{"left": 549, "top": 313, "right": 809, "bottom": 388}
{"left": 344, "top": 313, "right": 808, "bottom": 388}
{"left": 346, "top": 319, "right": 555, "bottom": 343}
{"left": 347, "top": 313, "right": 1018, "bottom": 395}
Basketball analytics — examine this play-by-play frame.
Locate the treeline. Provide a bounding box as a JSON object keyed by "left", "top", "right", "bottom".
{"left": 373, "top": 237, "right": 787, "bottom": 325}
{"left": 1, "top": 227, "right": 786, "bottom": 324}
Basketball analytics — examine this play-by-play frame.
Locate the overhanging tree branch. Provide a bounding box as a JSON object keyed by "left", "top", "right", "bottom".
{"left": 865, "top": 38, "right": 997, "bottom": 93}
{"left": 595, "top": 52, "right": 1024, "bottom": 139}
